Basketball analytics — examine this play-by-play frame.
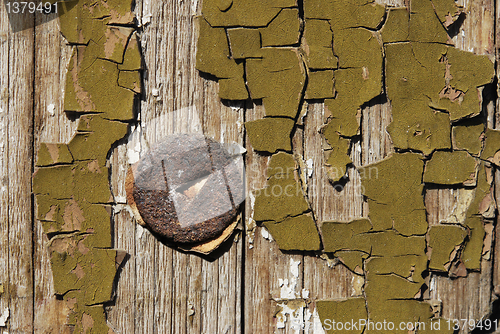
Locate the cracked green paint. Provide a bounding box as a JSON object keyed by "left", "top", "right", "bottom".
{"left": 246, "top": 48, "right": 305, "bottom": 118}
{"left": 304, "top": 70, "right": 334, "bottom": 99}
{"left": 482, "top": 129, "right": 500, "bottom": 166}
{"left": 365, "top": 255, "right": 427, "bottom": 283}
{"left": 316, "top": 298, "right": 367, "bottom": 334}
{"left": 253, "top": 164, "right": 309, "bottom": 222}
{"left": 33, "top": 0, "right": 141, "bottom": 332}
{"left": 196, "top": 0, "right": 496, "bottom": 330}
{"left": 333, "top": 250, "right": 367, "bottom": 275}
{"left": 245, "top": 118, "right": 295, "bottom": 153}
{"left": 452, "top": 118, "right": 485, "bottom": 156}
{"left": 263, "top": 214, "right": 321, "bottom": 251}
{"left": 321, "top": 126, "right": 352, "bottom": 183}
{"left": 428, "top": 225, "right": 467, "bottom": 271}
{"left": 227, "top": 28, "right": 262, "bottom": 59}
{"left": 260, "top": 9, "right": 300, "bottom": 47}
{"left": 424, "top": 151, "right": 477, "bottom": 185}
{"left": 303, "top": 19, "right": 336, "bottom": 70}
{"left": 362, "top": 153, "right": 427, "bottom": 235}
{"left": 36, "top": 143, "right": 73, "bottom": 167}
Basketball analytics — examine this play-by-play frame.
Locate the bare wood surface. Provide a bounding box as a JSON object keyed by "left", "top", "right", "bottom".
{"left": 0, "top": 0, "right": 497, "bottom": 332}
{"left": 0, "top": 4, "right": 36, "bottom": 333}
{"left": 0, "top": 3, "right": 11, "bottom": 333}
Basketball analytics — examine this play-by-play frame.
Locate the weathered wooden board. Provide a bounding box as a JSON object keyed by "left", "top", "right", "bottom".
{"left": 0, "top": 0, "right": 498, "bottom": 333}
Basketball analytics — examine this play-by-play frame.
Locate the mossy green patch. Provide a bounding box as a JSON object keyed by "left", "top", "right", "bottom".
{"left": 36, "top": 197, "right": 113, "bottom": 248}
{"left": 50, "top": 237, "right": 125, "bottom": 303}
{"left": 227, "top": 28, "right": 262, "bottom": 59}
{"left": 245, "top": 117, "right": 295, "bottom": 153}
{"left": 260, "top": 9, "right": 300, "bottom": 47}
{"left": 462, "top": 216, "right": 485, "bottom": 270}
{"left": 387, "top": 102, "right": 452, "bottom": 155}
{"left": 36, "top": 1, "right": 139, "bottom": 332}
{"left": 305, "top": 70, "right": 335, "bottom": 99}
{"left": 334, "top": 29, "right": 382, "bottom": 72}
{"left": 58, "top": 1, "right": 107, "bottom": 44}
{"left": 84, "top": 0, "right": 135, "bottom": 24}
{"left": 324, "top": 67, "right": 381, "bottom": 137}
{"left": 263, "top": 214, "right": 321, "bottom": 251}
{"left": 447, "top": 48, "right": 494, "bottom": 99}
{"left": 65, "top": 295, "right": 111, "bottom": 334}
{"left": 385, "top": 42, "right": 455, "bottom": 154}
{"left": 72, "top": 160, "right": 113, "bottom": 204}
{"left": 321, "top": 28, "right": 382, "bottom": 138}
{"left": 33, "top": 165, "right": 75, "bottom": 199}
{"left": 246, "top": 48, "right": 305, "bottom": 117}
{"left": 461, "top": 162, "right": 491, "bottom": 270}
{"left": 93, "top": 26, "right": 134, "bottom": 64}
{"left": 428, "top": 225, "right": 467, "bottom": 272}
{"left": 423, "top": 151, "right": 477, "bottom": 185}
{"left": 465, "top": 162, "right": 493, "bottom": 217}
{"left": 431, "top": 48, "right": 494, "bottom": 121}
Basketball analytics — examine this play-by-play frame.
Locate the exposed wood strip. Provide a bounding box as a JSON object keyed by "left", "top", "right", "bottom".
{"left": 4, "top": 8, "right": 35, "bottom": 333}
{"left": 0, "top": 1, "right": 11, "bottom": 332}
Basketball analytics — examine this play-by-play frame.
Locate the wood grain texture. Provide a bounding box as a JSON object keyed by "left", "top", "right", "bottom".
{"left": 0, "top": 0, "right": 496, "bottom": 332}
{"left": 0, "top": 4, "right": 36, "bottom": 333}
{"left": 0, "top": 2, "right": 10, "bottom": 333}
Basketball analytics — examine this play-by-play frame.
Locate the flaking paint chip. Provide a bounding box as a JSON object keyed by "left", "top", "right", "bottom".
{"left": 316, "top": 298, "right": 367, "bottom": 334}
{"left": 195, "top": 0, "right": 497, "bottom": 328}
{"left": 245, "top": 118, "right": 295, "bottom": 153}
{"left": 428, "top": 225, "right": 467, "bottom": 272}
{"left": 423, "top": 151, "right": 477, "bottom": 185}
{"left": 263, "top": 214, "right": 321, "bottom": 251}
{"left": 227, "top": 28, "right": 262, "bottom": 59}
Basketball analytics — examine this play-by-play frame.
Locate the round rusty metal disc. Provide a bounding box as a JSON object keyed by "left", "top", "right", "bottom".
{"left": 126, "top": 133, "right": 245, "bottom": 244}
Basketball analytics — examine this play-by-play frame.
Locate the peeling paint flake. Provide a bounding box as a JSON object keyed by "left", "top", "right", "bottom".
{"left": 196, "top": 0, "right": 497, "bottom": 329}
{"left": 0, "top": 308, "right": 8, "bottom": 327}
{"left": 34, "top": 0, "right": 141, "bottom": 332}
